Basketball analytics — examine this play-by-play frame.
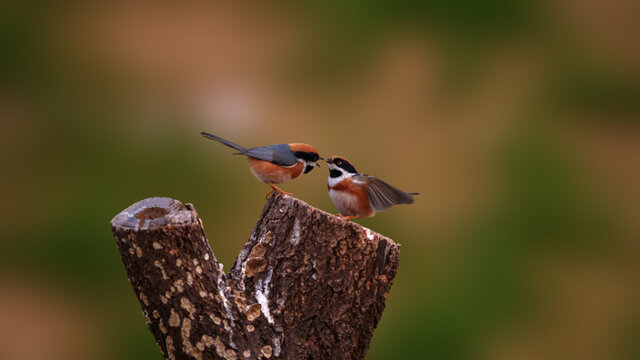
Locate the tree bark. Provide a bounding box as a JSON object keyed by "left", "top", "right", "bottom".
{"left": 110, "top": 195, "right": 400, "bottom": 360}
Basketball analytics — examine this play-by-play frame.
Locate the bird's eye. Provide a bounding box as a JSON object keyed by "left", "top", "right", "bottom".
{"left": 336, "top": 160, "right": 343, "bottom": 165}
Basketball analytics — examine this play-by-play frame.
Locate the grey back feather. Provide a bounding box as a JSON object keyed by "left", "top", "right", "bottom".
{"left": 240, "top": 144, "right": 297, "bottom": 166}
{"left": 201, "top": 132, "right": 297, "bottom": 166}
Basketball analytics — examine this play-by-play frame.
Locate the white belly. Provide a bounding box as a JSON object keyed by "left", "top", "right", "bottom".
{"left": 329, "top": 189, "right": 360, "bottom": 216}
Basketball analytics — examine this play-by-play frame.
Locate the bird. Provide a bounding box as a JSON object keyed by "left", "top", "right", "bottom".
{"left": 326, "top": 156, "right": 417, "bottom": 220}
{"left": 201, "top": 132, "right": 322, "bottom": 197}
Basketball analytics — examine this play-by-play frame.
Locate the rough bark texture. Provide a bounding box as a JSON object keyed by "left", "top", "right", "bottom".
{"left": 111, "top": 195, "right": 400, "bottom": 360}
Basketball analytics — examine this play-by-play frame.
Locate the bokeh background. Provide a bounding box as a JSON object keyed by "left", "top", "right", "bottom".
{"left": 1, "top": 1, "right": 639, "bottom": 359}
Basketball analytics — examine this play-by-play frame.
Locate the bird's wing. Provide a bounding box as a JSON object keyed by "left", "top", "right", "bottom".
{"left": 353, "top": 174, "right": 415, "bottom": 212}
{"left": 240, "top": 144, "right": 298, "bottom": 166}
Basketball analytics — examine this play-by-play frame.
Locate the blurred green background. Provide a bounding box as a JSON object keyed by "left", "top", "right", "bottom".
{"left": 1, "top": 1, "right": 639, "bottom": 359}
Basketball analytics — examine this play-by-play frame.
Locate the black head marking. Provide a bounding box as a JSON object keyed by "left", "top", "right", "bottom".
{"left": 329, "top": 169, "right": 342, "bottom": 178}
{"left": 304, "top": 164, "right": 315, "bottom": 174}
{"left": 334, "top": 158, "right": 357, "bottom": 174}
{"left": 295, "top": 151, "right": 320, "bottom": 163}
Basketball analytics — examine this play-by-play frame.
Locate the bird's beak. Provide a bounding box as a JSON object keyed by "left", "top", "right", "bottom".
{"left": 325, "top": 158, "right": 333, "bottom": 164}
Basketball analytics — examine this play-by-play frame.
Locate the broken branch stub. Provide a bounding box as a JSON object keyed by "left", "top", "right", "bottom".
{"left": 111, "top": 195, "right": 400, "bottom": 360}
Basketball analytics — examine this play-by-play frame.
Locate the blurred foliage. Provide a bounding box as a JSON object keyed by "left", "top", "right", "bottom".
{"left": 549, "top": 61, "right": 640, "bottom": 119}
{"left": 284, "top": 0, "right": 542, "bottom": 94}
{"left": 1, "top": 0, "right": 638, "bottom": 359}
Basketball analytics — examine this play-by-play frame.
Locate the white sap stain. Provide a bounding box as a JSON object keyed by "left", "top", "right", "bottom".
{"left": 255, "top": 269, "right": 274, "bottom": 324}
{"left": 216, "top": 273, "right": 236, "bottom": 348}
{"left": 290, "top": 220, "right": 301, "bottom": 245}
{"left": 218, "top": 287, "right": 234, "bottom": 322}
{"left": 217, "top": 269, "right": 235, "bottom": 323}
{"left": 238, "top": 260, "right": 247, "bottom": 291}
{"left": 366, "top": 229, "right": 374, "bottom": 240}
{"left": 218, "top": 270, "right": 236, "bottom": 349}
{"left": 273, "top": 336, "right": 281, "bottom": 357}
{"left": 312, "top": 260, "right": 317, "bottom": 280}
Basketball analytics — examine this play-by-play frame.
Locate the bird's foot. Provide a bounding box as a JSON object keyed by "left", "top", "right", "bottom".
{"left": 338, "top": 214, "right": 358, "bottom": 221}
{"left": 267, "top": 184, "right": 293, "bottom": 199}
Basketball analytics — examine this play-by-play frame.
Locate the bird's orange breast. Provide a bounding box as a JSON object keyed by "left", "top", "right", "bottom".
{"left": 247, "top": 158, "right": 304, "bottom": 184}
{"left": 328, "top": 178, "right": 374, "bottom": 218}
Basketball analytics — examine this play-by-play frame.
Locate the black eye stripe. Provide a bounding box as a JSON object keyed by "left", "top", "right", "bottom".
{"left": 333, "top": 159, "right": 357, "bottom": 174}
{"left": 295, "top": 151, "right": 319, "bottom": 162}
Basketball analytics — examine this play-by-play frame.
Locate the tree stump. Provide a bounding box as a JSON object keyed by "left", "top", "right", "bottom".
{"left": 110, "top": 194, "right": 400, "bottom": 360}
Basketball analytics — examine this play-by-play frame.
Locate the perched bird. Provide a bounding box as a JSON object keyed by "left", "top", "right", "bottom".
{"left": 326, "top": 156, "right": 417, "bottom": 220}
{"left": 201, "top": 132, "right": 322, "bottom": 197}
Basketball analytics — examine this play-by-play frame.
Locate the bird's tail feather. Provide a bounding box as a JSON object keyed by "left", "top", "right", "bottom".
{"left": 200, "top": 132, "right": 246, "bottom": 152}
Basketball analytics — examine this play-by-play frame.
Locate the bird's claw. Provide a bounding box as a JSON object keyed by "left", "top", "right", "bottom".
{"left": 337, "top": 214, "right": 358, "bottom": 221}
{"left": 267, "top": 184, "right": 293, "bottom": 199}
